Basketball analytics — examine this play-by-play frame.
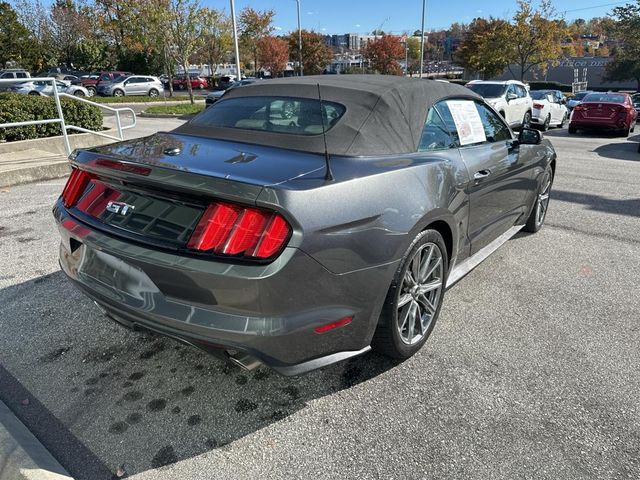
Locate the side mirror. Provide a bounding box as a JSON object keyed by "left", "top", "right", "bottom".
{"left": 519, "top": 128, "right": 542, "bottom": 145}
{"left": 507, "top": 92, "right": 517, "bottom": 101}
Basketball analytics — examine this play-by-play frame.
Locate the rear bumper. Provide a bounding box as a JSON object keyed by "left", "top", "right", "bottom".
{"left": 569, "top": 117, "right": 630, "bottom": 130}
{"left": 54, "top": 202, "right": 395, "bottom": 374}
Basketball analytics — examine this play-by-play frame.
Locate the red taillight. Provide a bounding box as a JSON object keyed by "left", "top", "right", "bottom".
{"left": 533, "top": 102, "right": 544, "bottom": 109}
{"left": 93, "top": 159, "right": 151, "bottom": 176}
{"left": 187, "top": 202, "right": 291, "bottom": 259}
{"left": 314, "top": 316, "right": 353, "bottom": 334}
{"left": 61, "top": 168, "right": 92, "bottom": 208}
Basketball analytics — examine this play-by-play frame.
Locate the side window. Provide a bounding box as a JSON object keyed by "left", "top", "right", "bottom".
{"left": 418, "top": 105, "right": 457, "bottom": 151}
{"left": 17, "top": 72, "right": 27, "bottom": 78}
{"left": 516, "top": 85, "right": 527, "bottom": 98}
{"left": 507, "top": 85, "right": 517, "bottom": 97}
{"left": 475, "top": 102, "right": 512, "bottom": 142}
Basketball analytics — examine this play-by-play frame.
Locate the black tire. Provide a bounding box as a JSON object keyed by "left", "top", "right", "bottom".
{"left": 541, "top": 114, "right": 550, "bottom": 131}
{"left": 620, "top": 128, "right": 630, "bottom": 138}
{"left": 568, "top": 124, "right": 577, "bottom": 134}
{"left": 522, "top": 111, "right": 532, "bottom": 129}
{"left": 559, "top": 112, "right": 567, "bottom": 128}
{"left": 28, "top": 91, "right": 39, "bottom": 96}
{"left": 523, "top": 165, "right": 553, "bottom": 233}
{"left": 372, "top": 229, "right": 448, "bottom": 359}
{"left": 87, "top": 86, "right": 96, "bottom": 97}
{"left": 74, "top": 90, "right": 85, "bottom": 97}
{"left": 148, "top": 88, "right": 159, "bottom": 97}
{"left": 113, "top": 89, "right": 124, "bottom": 97}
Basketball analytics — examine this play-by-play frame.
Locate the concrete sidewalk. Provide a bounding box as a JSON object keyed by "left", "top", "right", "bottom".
{"left": 0, "top": 117, "right": 186, "bottom": 188}
{"left": 0, "top": 401, "right": 72, "bottom": 480}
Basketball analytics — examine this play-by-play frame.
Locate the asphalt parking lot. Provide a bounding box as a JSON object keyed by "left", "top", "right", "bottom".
{"left": 0, "top": 127, "right": 639, "bottom": 480}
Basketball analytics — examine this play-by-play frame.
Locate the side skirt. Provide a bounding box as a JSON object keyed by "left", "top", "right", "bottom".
{"left": 446, "top": 225, "right": 524, "bottom": 289}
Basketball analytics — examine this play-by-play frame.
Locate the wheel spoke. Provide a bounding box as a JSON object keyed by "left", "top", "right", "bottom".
{"left": 398, "top": 293, "right": 412, "bottom": 308}
{"left": 417, "top": 294, "right": 437, "bottom": 315}
{"left": 417, "top": 280, "right": 442, "bottom": 294}
{"left": 418, "top": 245, "right": 434, "bottom": 281}
{"left": 423, "top": 256, "right": 442, "bottom": 281}
{"left": 404, "top": 270, "right": 416, "bottom": 287}
{"left": 399, "top": 303, "right": 411, "bottom": 331}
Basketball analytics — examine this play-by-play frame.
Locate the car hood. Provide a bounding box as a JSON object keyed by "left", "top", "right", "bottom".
{"left": 80, "top": 132, "right": 327, "bottom": 187}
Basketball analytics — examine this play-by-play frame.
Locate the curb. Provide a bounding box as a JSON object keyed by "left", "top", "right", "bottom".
{"left": 0, "top": 161, "right": 69, "bottom": 189}
{"left": 0, "top": 400, "right": 73, "bottom": 480}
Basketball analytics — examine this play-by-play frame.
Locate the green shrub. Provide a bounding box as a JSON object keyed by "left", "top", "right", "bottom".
{"left": 0, "top": 93, "right": 103, "bottom": 142}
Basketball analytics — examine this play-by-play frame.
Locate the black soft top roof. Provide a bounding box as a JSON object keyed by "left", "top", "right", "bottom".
{"left": 174, "top": 75, "right": 480, "bottom": 156}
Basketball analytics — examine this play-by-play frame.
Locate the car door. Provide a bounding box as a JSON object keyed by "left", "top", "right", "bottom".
{"left": 436, "top": 99, "right": 533, "bottom": 254}
{"left": 124, "top": 77, "right": 141, "bottom": 95}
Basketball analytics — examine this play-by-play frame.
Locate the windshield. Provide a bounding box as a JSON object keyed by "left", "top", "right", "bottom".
{"left": 530, "top": 91, "right": 549, "bottom": 100}
{"left": 466, "top": 83, "right": 507, "bottom": 98}
{"left": 583, "top": 93, "right": 626, "bottom": 104}
{"left": 190, "top": 96, "right": 346, "bottom": 136}
{"left": 572, "top": 92, "right": 590, "bottom": 101}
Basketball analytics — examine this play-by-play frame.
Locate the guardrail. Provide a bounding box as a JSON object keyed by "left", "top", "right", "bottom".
{"left": 0, "top": 77, "right": 136, "bottom": 156}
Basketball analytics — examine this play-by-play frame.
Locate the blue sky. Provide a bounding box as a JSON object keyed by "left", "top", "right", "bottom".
{"left": 208, "top": 0, "right": 627, "bottom": 34}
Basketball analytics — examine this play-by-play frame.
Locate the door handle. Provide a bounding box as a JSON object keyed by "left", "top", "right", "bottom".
{"left": 473, "top": 169, "right": 491, "bottom": 180}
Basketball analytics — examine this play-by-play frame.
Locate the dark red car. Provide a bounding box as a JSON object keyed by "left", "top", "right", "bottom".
{"left": 569, "top": 92, "right": 638, "bottom": 136}
{"left": 172, "top": 75, "right": 208, "bottom": 90}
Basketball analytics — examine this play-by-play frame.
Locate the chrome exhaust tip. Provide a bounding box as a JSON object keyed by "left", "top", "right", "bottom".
{"left": 227, "top": 352, "right": 261, "bottom": 371}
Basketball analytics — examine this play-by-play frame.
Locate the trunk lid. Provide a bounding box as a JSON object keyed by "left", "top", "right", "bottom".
{"left": 66, "top": 132, "right": 324, "bottom": 251}
{"left": 82, "top": 132, "right": 326, "bottom": 187}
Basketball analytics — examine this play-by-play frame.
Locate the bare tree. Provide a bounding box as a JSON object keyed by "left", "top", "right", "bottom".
{"left": 166, "top": 0, "right": 204, "bottom": 103}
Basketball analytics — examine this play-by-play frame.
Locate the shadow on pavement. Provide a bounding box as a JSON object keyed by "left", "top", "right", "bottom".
{"left": 0, "top": 271, "right": 399, "bottom": 480}
{"left": 551, "top": 189, "right": 640, "bottom": 218}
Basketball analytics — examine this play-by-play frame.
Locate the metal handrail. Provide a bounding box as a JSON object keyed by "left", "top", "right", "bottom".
{"left": 0, "top": 77, "right": 137, "bottom": 156}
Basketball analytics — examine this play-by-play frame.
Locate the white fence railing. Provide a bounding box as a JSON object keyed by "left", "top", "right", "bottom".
{"left": 0, "top": 77, "right": 136, "bottom": 156}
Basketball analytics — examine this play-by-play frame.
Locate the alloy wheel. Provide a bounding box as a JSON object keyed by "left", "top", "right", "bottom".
{"left": 397, "top": 242, "right": 443, "bottom": 345}
{"left": 536, "top": 171, "right": 552, "bottom": 227}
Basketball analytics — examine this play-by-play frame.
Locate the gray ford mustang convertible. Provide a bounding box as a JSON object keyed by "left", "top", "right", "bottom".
{"left": 54, "top": 75, "right": 556, "bottom": 375}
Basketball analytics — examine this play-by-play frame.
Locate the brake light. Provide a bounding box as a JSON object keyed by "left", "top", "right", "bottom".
{"left": 61, "top": 168, "right": 92, "bottom": 208}
{"left": 533, "top": 102, "right": 544, "bottom": 109}
{"left": 187, "top": 202, "right": 291, "bottom": 259}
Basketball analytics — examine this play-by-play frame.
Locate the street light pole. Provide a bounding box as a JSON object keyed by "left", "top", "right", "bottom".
{"left": 295, "top": 0, "right": 303, "bottom": 76}
{"left": 230, "top": 0, "right": 242, "bottom": 81}
{"left": 419, "top": 0, "right": 426, "bottom": 79}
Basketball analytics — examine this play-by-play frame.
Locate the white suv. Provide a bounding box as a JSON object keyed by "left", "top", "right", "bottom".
{"left": 466, "top": 80, "right": 533, "bottom": 129}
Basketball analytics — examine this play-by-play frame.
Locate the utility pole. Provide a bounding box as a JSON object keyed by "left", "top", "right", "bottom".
{"left": 419, "top": 0, "right": 426, "bottom": 79}
{"left": 295, "top": 0, "right": 303, "bottom": 76}
{"left": 230, "top": 0, "right": 242, "bottom": 81}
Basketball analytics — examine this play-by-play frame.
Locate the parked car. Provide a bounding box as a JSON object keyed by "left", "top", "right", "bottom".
{"left": 216, "top": 75, "right": 237, "bottom": 90}
{"left": 205, "top": 78, "right": 259, "bottom": 106}
{"left": 7, "top": 79, "right": 89, "bottom": 97}
{"left": 79, "top": 71, "right": 133, "bottom": 97}
{"left": 0, "top": 69, "right": 30, "bottom": 91}
{"left": 173, "top": 74, "right": 209, "bottom": 90}
{"left": 631, "top": 93, "right": 640, "bottom": 115}
{"left": 97, "top": 75, "right": 164, "bottom": 97}
{"left": 54, "top": 76, "right": 556, "bottom": 375}
{"left": 465, "top": 79, "right": 533, "bottom": 129}
{"left": 569, "top": 92, "right": 638, "bottom": 136}
{"left": 566, "top": 91, "right": 593, "bottom": 112}
{"left": 529, "top": 90, "right": 569, "bottom": 130}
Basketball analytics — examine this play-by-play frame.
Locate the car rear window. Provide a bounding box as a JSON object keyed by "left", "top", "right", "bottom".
{"left": 583, "top": 93, "right": 625, "bottom": 103}
{"left": 530, "top": 91, "right": 550, "bottom": 100}
{"left": 466, "top": 83, "right": 507, "bottom": 98}
{"left": 190, "top": 96, "right": 346, "bottom": 136}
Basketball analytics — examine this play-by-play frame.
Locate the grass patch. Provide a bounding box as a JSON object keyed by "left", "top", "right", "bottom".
{"left": 144, "top": 103, "right": 205, "bottom": 115}
{"left": 91, "top": 95, "right": 200, "bottom": 104}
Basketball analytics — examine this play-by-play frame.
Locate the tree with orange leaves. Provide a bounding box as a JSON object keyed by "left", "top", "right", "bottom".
{"left": 362, "top": 35, "right": 404, "bottom": 75}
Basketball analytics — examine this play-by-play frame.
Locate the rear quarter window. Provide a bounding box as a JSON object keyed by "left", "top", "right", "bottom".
{"left": 189, "top": 96, "right": 346, "bottom": 136}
